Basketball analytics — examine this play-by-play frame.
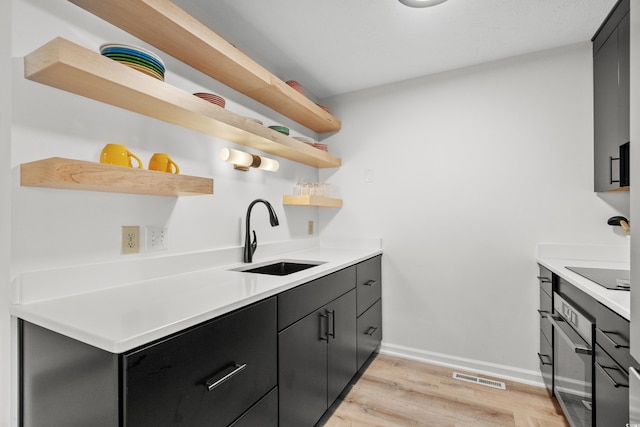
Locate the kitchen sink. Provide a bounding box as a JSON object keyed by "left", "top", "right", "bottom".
{"left": 234, "top": 260, "right": 324, "bottom": 276}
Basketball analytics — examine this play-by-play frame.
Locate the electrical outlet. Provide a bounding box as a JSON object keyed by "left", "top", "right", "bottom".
{"left": 308, "top": 220, "right": 314, "bottom": 235}
{"left": 121, "top": 226, "right": 140, "bottom": 254}
{"left": 146, "top": 226, "right": 169, "bottom": 251}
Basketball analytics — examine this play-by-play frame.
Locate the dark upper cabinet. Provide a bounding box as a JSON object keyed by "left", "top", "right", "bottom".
{"left": 592, "top": 0, "right": 630, "bottom": 192}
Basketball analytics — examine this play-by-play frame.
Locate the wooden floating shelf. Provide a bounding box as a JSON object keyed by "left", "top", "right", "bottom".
{"left": 282, "top": 195, "right": 343, "bottom": 208}
{"left": 24, "top": 38, "right": 342, "bottom": 169}
{"left": 67, "top": 0, "right": 341, "bottom": 134}
{"left": 21, "top": 157, "right": 214, "bottom": 197}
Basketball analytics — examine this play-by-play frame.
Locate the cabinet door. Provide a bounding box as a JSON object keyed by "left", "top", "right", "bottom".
{"left": 618, "top": 13, "right": 630, "bottom": 145}
{"left": 20, "top": 321, "right": 119, "bottom": 427}
{"left": 278, "top": 309, "right": 328, "bottom": 427}
{"left": 594, "top": 27, "right": 622, "bottom": 192}
{"left": 123, "top": 297, "right": 277, "bottom": 427}
{"left": 327, "top": 289, "right": 357, "bottom": 405}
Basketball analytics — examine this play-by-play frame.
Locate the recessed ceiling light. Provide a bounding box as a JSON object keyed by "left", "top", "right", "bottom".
{"left": 399, "top": 0, "right": 448, "bottom": 8}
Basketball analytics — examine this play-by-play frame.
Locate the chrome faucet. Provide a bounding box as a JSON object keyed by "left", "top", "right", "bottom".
{"left": 244, "top": 199, "right": 279, "bottom": 263}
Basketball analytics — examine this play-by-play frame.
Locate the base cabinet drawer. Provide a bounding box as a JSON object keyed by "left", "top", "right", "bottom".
{"left": 123, "top": 297, "right": 277, "bottom": 427}
{"left": 595, "top": 344, "right": 629, "bottom": 427}
{"left": 229, "top": 387, "right": 278, "bottom": 427}
{"left": 538, "top": 328, "right": 553, "bottom": 394}
{"left": 357, "top": 299, "right": 382, "bottom": 370}
{"left": 356, "top": 256, "right": 382, "bottom": 316}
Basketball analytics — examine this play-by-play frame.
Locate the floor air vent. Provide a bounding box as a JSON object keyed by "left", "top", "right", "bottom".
{"left": 452, "top": 372, "right": 506, "bottom": 390}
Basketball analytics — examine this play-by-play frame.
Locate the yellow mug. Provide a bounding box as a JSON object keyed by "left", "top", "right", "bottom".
{"left": 100, "top": 144, "right": 142, "bottom": 168}
{"left": 149, "top": 153, "right": 180, "bottom": 174}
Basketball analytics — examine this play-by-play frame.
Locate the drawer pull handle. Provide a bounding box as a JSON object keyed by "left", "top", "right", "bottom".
{"left": 363, "top": 280, "right": 377, "bottom": 287}
{"left": 537, "top": 352, "right": 552, "bottom": 366}
{"left": 537, "top": 309, "right": 549, "bottom": 319}
{"left": 599, "top": 330, "right": 630, "bottom": 349}
{"left": 536, "top": 276, "right": 551, "bottom": 283}
{"left": 596, "top": 362, "right": 629, "bottom": 388}
{"left": 205, "top": 363, "right": 247, "bottom": 391}
{"left": 365, "top": 326, "right": 378, "bottom": 336}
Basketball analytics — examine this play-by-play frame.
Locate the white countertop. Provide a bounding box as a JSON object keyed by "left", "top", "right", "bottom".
{"left": 537, "top": 257, "right": 630, "bottom": 320}
{"left": 10, "top": 247, "right": 382, "bottom": 353}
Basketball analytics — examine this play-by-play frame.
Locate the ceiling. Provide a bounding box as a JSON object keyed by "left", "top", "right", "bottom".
{"left": 173, "top": 0, "right": 618, "bottom": 100}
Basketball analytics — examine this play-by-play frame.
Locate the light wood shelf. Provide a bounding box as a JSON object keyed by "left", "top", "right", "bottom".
{"left": 282, "top": 195, "right": 343, "bottom": 208}
{"left": 67, "top": 0, "right": 341, "bottom": 134}
{"left": 21, "top": 157, "right": 214, "bottom": 197}
{"left": 24, "top": 38, "right": 341, "bottom": 169}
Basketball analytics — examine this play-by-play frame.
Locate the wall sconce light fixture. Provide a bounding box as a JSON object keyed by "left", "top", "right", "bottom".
{"left": 399, "top": 0, "right": 447, "bottom": 7}
{"left": 220, "top": 147, "right": 280, "bottom": 172}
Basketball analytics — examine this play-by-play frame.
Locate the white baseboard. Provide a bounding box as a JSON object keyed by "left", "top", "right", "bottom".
{"left": 380, "top": 342, "right": 545, "bottom": 388}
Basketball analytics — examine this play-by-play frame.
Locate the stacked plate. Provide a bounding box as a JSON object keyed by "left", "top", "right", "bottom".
{"left": 269, "top": 125, "right": 289, "bottom": 135}
{"left": 313, "top": 143, "right": 329, "bottom": 152}
{"left": 293, "top": 136, "right": 315, "bottom": 147}
{"left": 194, "top": 92, "right": 226, "bottom": 108}
{"left": 100, "top": 43, "right": 165, "bottom": 81}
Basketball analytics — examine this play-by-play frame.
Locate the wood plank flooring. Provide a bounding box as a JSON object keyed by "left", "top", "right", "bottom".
{"left": 323, "top": 354, "right": 569, "bottom": 427}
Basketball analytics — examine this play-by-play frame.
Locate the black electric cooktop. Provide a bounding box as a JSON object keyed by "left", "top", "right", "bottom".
{"left": 565, "top": 266, "right": 630, "bottom": 291}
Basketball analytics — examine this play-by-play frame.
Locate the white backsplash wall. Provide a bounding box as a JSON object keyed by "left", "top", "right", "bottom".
{"left": 1, "top": 0, "right": 12, "bottom": 425}
{"left": 10, "top": 0, "right": 321, "bottom": 276}
{"left": 320, "top": 43, "right": 630, "bottom": 381}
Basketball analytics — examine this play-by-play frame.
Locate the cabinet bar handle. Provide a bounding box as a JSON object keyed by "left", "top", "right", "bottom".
{"left": 327, "top": 310, "right": 336, "bottom": 339}
{"left": 537, "top": 309, "right": 549, "bottom": 319}
{"left": 363, "top": 280, "right": 377, "bottom": 287}
{"left": 537, "top": 276, "right": 551, "bottom": 283}
{"left": 365, "top": 326, "right": 378, "bottom": 336}
{"left": 537, "top": 353, "right": 552, "bottom": 366}
{"left": 610, "top": 156, "right": 621, "bottom": 184}
{"left": 319, "top": 312, "right": 329, "bottom": 341}
{"left": 205, "top": 363, "right": 247, "bottom": 391}
{"left": 596, "top": 362, "right": 629, "bottom": 388}
{"left": 598, "top": 329, "right": 630, "bottom": 349}
{"left": 548, "top": 315, "right": 592, "bottom": 355}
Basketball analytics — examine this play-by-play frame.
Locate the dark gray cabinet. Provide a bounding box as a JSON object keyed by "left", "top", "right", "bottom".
{"left": 278, "top": 266, "right": 357, "bottom": 427}
{"left": 124, "top": 297, "right": 277, "bottom": 427}
{"left": 595, "top": 302, "right": 630, "bottom": 427}
{"left": 592, "top": 0, "right": 630, "bottom": 192}
{"left": 537, "top": 265, "right": 553, "bottom": 395}
{"left": 535, "top": 265, "right": 633, "bottom": 427}
{"left": 356, "top": 256, "right": 383, "bottom": 370}
{"left": 20, "top": 321, "right": 120, "bottom": 427}
{"left": 20, "top": 297, "right": 278, "bottom": 427}
{"left": 19, "top": 255, "right": 383, "bottom": 427}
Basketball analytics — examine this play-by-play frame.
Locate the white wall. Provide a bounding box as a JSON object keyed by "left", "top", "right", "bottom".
{"left": 11, "top": 0, "right": 322, "bottom": 277}
{"left": 321, "top": 44, "right": 629, "bottom": 380}
{"left": 1, "top": 0, "right": 11, "bottom": 424}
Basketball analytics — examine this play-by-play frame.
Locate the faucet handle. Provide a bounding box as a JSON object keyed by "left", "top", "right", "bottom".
{"left": 250, "top": 230, "right": 257, "bottom": 253}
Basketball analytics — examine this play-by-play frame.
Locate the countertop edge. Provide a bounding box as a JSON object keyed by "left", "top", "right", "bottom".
{"left": 537, "top": 257, "right": 630, "bottom": 320}
{"left": 11, "top": 248, "right": 383, "bottom": 354}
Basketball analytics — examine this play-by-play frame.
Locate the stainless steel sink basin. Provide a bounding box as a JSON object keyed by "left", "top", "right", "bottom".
{"left": 234, "top": 260, "right": 324, "bottom": 276}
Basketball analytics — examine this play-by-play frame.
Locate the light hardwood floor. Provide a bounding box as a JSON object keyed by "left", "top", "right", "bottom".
{"left": 323, "top": 354, "right": 569, "bottom": 427}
